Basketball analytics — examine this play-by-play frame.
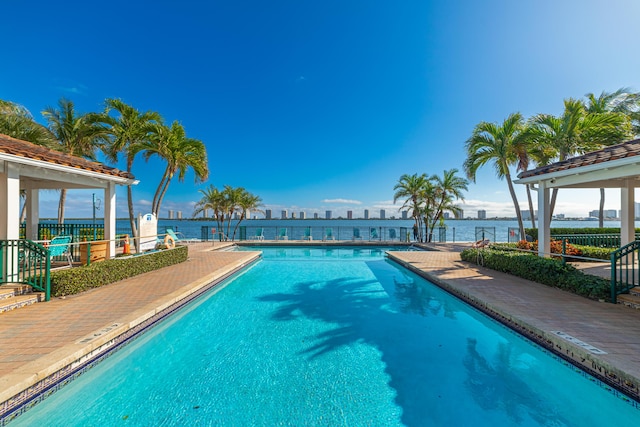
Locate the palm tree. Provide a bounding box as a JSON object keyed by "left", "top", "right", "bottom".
{"left": 231, "top": 189, "right": 263, "bottom": 239}
{"left": 100, "top": 99, "right": 162, "bottom": 249}
{"left": 193, "top": 185, "right": 226, "bottom": 239}
{"left": 528, "top": 98, "right": 630, "bottom": 222}
{"left": 42, "top": 98, "right": 110, "bottom": 223}
{"left": 393, "top": 173, "right": 428, "bottom": 241}
{"left": 464, "top": 113, "right": 528, "bottom": 239}
{"left": 144, "top": 121, "right": 209, "bottom": 216}
{"left": 425, "top": 169, "right": 468, "bottom": 242}
{"left": 584, "top": 89, "right": 636, "bottom": 227}
{"left": 0, "top": 100, "right": 56, "bottom": 146}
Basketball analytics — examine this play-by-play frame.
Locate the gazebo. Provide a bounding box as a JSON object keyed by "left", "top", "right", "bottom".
{"left": 515, "top": 139, "right": 640, "bottom": 257}
{"left": 0, "top": 133, "right": 137, "bottom": 258}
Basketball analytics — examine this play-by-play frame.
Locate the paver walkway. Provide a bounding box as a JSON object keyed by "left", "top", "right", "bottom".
{"left": 0, "top": 242, "right": 259, "bottom": 410}
{"left": 1, "top": 242, "right": 639, "bottom": 418}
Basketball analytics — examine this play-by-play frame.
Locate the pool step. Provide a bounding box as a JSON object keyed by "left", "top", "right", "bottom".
{"left": 617, "top": 287, "right": 640, "bottom": 310}
{"left": 0, "top": 285, "right": 44, "bottom": 314}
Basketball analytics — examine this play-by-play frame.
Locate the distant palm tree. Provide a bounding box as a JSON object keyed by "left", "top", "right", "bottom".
{"left": 100, "top": 99, "right": 162, "bottom": 249}
{"left": 0, "top": 99, "right": 55, "bottom": 146}
{"left": 425, "top": 169, "right": 468, "bottom": 242}
{"left": 42, "top": 98, "right": 110, "bottom": 223}
{"left": 144, "top": 121, "right": 209, "bottom": 216}
{"left": 464, "top": 113, "right": 528, "bottom": 239}
{"left": 584, "top": 89, "right": 636, "bottom": 226}
{"left": 193, "top": 185, "right": 226, "bottom": 239}
{"left": 231, "top": 189, "right": 263, "bottom": 239}
{"left": 393, "top": 173, "right": 428, "bottom": 241}
{"left": 528, "top": 98, "right": 630, "bottom": 221}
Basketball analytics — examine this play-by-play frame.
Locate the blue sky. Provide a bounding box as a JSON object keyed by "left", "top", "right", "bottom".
{"left": 3, "top": 0, "right": 640, "bottom": 219}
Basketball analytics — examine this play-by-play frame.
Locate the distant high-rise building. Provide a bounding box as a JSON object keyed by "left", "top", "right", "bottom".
{"left": 300, "top": 211, "right": 306, "bottom": 220}
{"left": 177, "top": 211, "right": 182, "bottom": 220}
{"left": 314, "top": 213, "right": 319, "bottom": 219}
{"left": 401, "top": 211, "right": 408, "bottom": 220}
{"left": 458, "top": 209, "right": 464, "bottom": 219}
{"left": 291, "top": 212, "right": 296, "bottom": 219}
{"left": 281, "top": 210, "right": 287, "bottom": 219}
{"left": 443, "top": 212, "right": 450, "bottom": 220}
{"left": 325, "top": 210, "right": 332, "bottom": 219}
{"left": 380, "top": 209, "right": 385, "bottom": 219}
{"left": 168, "top": 210, "right": 174, "bottom": 219}
{"left": 364, "top": 209, "right": 369, "bottom": 220}
{"left": 347, "top": 210, "right": 353, "bottom": 220}
{"left": 265, "top": 209, "right": 272, "bottom": 220}
{"left": 478, "top": 210, "right": 486, "bottom": 219}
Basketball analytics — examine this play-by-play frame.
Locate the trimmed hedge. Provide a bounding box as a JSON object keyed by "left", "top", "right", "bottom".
{"left": 50, "top": 245, "right": 189, "bottom": 297}
{"left": 460, "top": 248, "right": 610, "bottom": 301}
{"left": 525, "top": 227, "right": 637, "bottom": 236}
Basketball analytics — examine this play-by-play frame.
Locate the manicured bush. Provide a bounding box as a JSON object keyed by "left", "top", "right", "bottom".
{"left": 460, "top": 247, "right": 610, "bottom": 301}
{"left": 572, "top": 244, "right": 615, "bottom": 261}
{"left": 50, "top": 245, "right": 188, "bottom": 297}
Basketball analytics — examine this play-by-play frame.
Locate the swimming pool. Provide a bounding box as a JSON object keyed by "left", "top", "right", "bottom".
{"left": 8, "top": 247, "right": 640, "bottom": 426}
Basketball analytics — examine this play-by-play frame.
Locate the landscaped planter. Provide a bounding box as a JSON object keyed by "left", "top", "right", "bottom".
{"left": 80, "top": 241, "right": 108, "bottom": 264}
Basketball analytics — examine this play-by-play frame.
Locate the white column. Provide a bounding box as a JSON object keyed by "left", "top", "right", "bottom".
{"left": 104, "top": 183, "right": 116, "bottom": 259}
{"left": 537, "top": 181, "right": 550, "bottom": 257}
{"left": 620, "top": 180, "right": 635, "bottom": 246}
{"left": 0, "top": 164, "right": 21, "bottom": 240}
{"left": 25, "top": 184, "right": 39, "bottom": 240}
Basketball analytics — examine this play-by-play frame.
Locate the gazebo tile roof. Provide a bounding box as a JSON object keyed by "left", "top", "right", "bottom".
{"left": 0, "top": 133, "right": 134, "bottom": 180}
{"left": 518, "top": 139, "right": 640, "bottom": 179}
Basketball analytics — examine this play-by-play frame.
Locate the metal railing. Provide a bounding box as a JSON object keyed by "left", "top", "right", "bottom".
{"left": 0, "top": 239, "right": 50, "bottom": 301}
{"left": 200, "top": 226, "right": 418, "bottom": 242}
{"left": 551, "top": 233, "right": 640, "bottom": 248}
{"left": 610, "top": 241, "right": 640, "bottom": 303}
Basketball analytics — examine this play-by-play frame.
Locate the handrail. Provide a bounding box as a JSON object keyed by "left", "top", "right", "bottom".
{"left": 610, "top": 240, "right": 640, "bottom": 304}
{"left": 0, "top": 239, "right": 50, "bottom": 301}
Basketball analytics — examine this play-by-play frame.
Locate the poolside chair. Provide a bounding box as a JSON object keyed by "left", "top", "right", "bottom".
{"left": 278, "top": 228, "right": 288, "bottom": 240}
{"left": 472, "top": 239, "right": 490, "bottom": 248}
{"left": 352, "top": 228, "right": 362, "bottom": 241}
{"left": 323, "top": 228, "right": 335, "bottom": 241}
{"left": 389, "top": 228, "right": 397, "bottom": 241}
{"left": 47, "top": 235, "right": 73, "bottom": 267}
{"left": 252, "top": 228, "right": 264, "bottom": 241}
{"left": 302, "top": 227, "right": 312, "bottom": 241}
{"left": 370, "top": 228, "right": 379, "bottom": 241}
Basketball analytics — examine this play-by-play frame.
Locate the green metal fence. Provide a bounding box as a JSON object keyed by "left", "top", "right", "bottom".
{"left": 0, "top": 239, "right": 50, "bottom": 301}
{"left": 610, "top": 241, "right": 640, "bottom": 304}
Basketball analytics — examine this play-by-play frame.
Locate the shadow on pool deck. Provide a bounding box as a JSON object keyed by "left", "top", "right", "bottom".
{"left": 0, "top": 241, "right": 639, "bottom": 422}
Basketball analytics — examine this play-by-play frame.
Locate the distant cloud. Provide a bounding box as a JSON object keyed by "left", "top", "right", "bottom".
{"left": 296, "top": 76, "right": 306, "bottom": 83}
{"left": 54, "top": 81, "right": 88, "bottom": 96}
{"left": 322, "top": 198, "right": 362, "bottom": 205}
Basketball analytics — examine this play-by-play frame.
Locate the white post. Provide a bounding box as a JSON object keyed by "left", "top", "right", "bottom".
{"left": 25, "top": 185, "right": 39, "bottom": 240}
{"left": 0, "top": 164, "right": 21, "bottom": 281}
{"left": 537, "top": 181, "right": 550, "bottom": 257}
{"left": 104, "top": 183, "right": 116, "bottom": 259}
{"left": 620, "top": 180, "right": 635, "bottom": 246}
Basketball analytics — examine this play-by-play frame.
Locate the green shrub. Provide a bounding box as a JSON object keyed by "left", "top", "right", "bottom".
{"left": 460, "top": 248, "right": 610, "bottom": 301}
{"left": 50, "top": 245, "right": 188, "bottom": 297}
{"left": 572, "top": 244, "right": 614, "bottom": 261}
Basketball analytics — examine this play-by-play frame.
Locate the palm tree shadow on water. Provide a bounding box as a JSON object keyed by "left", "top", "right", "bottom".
{"left": 257, "top": 259, "right": 568, "bottom": 426}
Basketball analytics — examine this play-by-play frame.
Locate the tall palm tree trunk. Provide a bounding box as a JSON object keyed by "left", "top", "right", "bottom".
{"left": 526, "top": 184, "right": 536, "bottom": 229}
{"left": 58, "top": 189, "right": 66, "bottom": 224}
{"left": 506, "top": 175, "right": 525, "bottom": 240}
{"left": 598, "top": 188, "right": 605, "bottom": 228}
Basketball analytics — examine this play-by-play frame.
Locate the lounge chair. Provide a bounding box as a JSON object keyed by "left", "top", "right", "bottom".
{"left": 278, "top": 228, "right": 288, "bottom": 240}
{"left": 370, "top": 228, "right": 379, "bottom": 241}
{"left": 48, "top": 235, "right": 73, "bottom": 267}
{"left": 472, "top": 239, "right": 490, "bottom": 248}
{"left": 324, "top": 228, "right": 335, "bottom": 241}
{"left": 251, "top": 228, "right": 264, "bottom": 241}
{"left": 389, "top": 229, "right": 397, "bottom": 241}
{"left": 302, "top": 227, "right": 312, "bottom": 241}
{"left": 352, "top": 228, "right": 362, "bottom": 240}
{"left": 166, "top": 228, "right": 196, "bottom": 244}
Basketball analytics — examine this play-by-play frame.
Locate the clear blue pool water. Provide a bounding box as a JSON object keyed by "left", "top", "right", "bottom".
{"left": 10, "top": 247, "right": 640, "bottom": 426}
